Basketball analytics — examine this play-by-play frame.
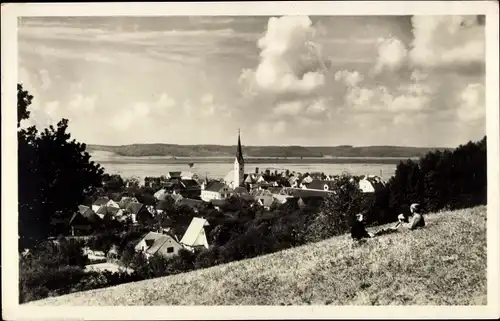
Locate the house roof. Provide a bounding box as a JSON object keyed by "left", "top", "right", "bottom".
{"left": 286, "top": 188, "right": 334, "bottom": 198}
{"left": 92, "top": 197, "right": 110, "bottom": 206}
{"left": 307, "top": 180, "right": 335, "bottom": 191}
{"left": 126, "top": 202, "right": 145, "bottom": 215}
{"left": 153, "top": 188, "right": 168, "bottom": 201}
{"left": 233, "top": 186, "right": 249, "bottom": 194}
{"left": 205, "top": 181, "right": 229, "bottom": 192}
{"left": 244, "top": 176, "right": 254, "bottom": 184}
{"left": 210, "top": 199, "right": 228, "bottom": 207}
{"left": 135, "top": 232, "right": 181, "bottom": 255}
{"left": 118, "top": 197, "right": 138, "bottom": 209}
{"left": 156, "top": 199, "right": 174, "bottom": 211}
{"left": 96, "top": 206, "right": 122, "bottom": 216}
{"left": 180, "top": 179, "right": 200, "bottom": 189}
{"left": 180, "top": 217, "right": 209, "bottom": 246}
{"left": 267, "top": 187, "right": 283, "bottom": 194}
{"left": 259, "top": 195, "right": 277, "bottom": 207}
{"left": 179, "top": 198, "right": 205, "bottom": 210}
{"left": 78, "top": 205, "right": 92, "bottom": 216}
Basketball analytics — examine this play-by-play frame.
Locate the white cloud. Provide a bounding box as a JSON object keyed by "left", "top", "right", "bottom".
{"left": 39, "top": 69, "right": 52, "bottom": 91}
{"left": 334, "top": 70, "right": 364, "bottom": 87}
{"left": 110, "top": 93, "right": 176, "bottom": 131}
{"left": 273, "top": 101, "right": 305, "bottom": 116}
{"left": 241, "top": 16, "right": 327, "bottom": 96}
{"left": 457, "top": 83, "right": 485, "bottom": 122}
{"left": 373, "top": 37, "right": 408, "bottom": 74}
{"left": 68, "top": 94, "right": 97, "bottom": 113}
{"left": 409, "top": 15, "right": 485, "bottom": 70}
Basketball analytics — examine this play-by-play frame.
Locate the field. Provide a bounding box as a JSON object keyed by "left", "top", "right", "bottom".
{"left": 27, "top": 206, "right": 487, "bottom": 306}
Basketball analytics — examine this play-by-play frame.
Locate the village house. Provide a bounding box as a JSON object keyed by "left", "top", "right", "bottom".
{"left": 134, "top": 231, "right": 183, "bottom": 259}
{"left": 180, "top": 217, "right": 210, "bottom": 250}
{"left": 95, "top": 205, "right": 124, "bottom": 220}
{"left": 69, "top": 205, "right": 102, "bottom": 236}
{"left": 305, "top": 179, "right": 337, "bottom": 192}
{"left": 359, "top": 175, "right": 386, "bottom": 193}
{"left": 257, "top": 195, "right": 280, "bottom": 210}
{"left": 125, "top": 202, "right": 153, "bottom": 224}
{"left": 92, "top": 197, "right": 120, "bottom": 213}
{"left": 201, "top": 181, "right": 232, "bottom": 202}
{"left": 178, "top": 198, "right": 205, "bottom": 214}
{"left": 118, "top": 196, "right": 139, "bottom": 210}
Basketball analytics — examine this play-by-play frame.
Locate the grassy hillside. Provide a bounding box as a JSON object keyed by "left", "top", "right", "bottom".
{"left": 27, "top": 206, "right": 487, "bottom": 306}
{"left": 87, "top": 144, "right": 452, "bottom": 158}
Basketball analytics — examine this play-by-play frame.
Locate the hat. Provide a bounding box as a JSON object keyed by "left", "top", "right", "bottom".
{"left": 410, "top": 203, "right": 420, "bottom": 213}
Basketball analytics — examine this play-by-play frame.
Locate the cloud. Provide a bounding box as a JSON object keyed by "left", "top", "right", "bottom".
{"left": 457, "top": 83, "right": 485, "bottom": 122}
{"left": 240, "top": 16, "right": 327, "bottom": 96}
{"left": 409, "top": 15, "right": 485, "bottom": 71}
{"left": 334, "top": 70, "right": 364, "bottom": 87}
{"left": 110, "top": 93, "right": 176, "bottom": 131}
{"left": 373, "top": 37, "right": 408, "bottom": 74}
{"left": 68, "top": 94, "right": 97, "bottom": 113}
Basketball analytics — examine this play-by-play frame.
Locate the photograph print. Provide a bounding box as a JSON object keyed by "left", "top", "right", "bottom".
{"left": 3, "top": 2, "right": 498, "bottom": 318}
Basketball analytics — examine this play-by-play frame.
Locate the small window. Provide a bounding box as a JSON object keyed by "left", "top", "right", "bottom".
{"left": 167, "top": 247, "right": 174, "bottom": 253}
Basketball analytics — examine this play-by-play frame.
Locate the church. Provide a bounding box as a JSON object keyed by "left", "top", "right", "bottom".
{"left": 223, "top": 130, "right": 245, "bottom": 189}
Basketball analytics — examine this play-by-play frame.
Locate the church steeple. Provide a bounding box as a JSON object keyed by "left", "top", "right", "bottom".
{"left": 236, "top": 129, "right": 244, "bottom": 165}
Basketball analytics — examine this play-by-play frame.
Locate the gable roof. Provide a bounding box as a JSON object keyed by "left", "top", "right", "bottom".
{"left": 180, "top": 217, "right": 209, "bottom": 246}
{"left": 205, "top": 181, "right": 229, "bottom": 193}
{"left": 169, "top": 171, "right": 182, "bottom": 178}
{"left": 233, "top": 186, "right": 249, "bottom": 195}
{"left": 96, "top": 206, "right": 122, "bottom": 216}
{"left": 93, "top": 197, "right": 110, "bottom": 206}
{"left": 78, "top": 205, "right": 92, "bottom": 216}
{"left": 307, "top": 180, "right": 336, "bottom": 191}
{"left": 118, "top": 197, "right": 138, "bottom": 209}
{"left": 126, "top": 202, "right": 145, "bottom": 215}
{"left": 135, "top": 232, "right": 181, "bottom": 255}
{"left": 153, "top": 188, "right": 168, "bottom": 201}
{"left": 258, "top": 195, "right": 278, "bottom": 207}
{"left": 180, "top": 179, "right": 200, "bottom": 189}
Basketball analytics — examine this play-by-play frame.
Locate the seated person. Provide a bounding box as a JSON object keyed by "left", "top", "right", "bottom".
{"left": 408, "top": 203, "right": 425, "bottom": 230}
{"left": 351, "top": 213, "right": 373, "bottom": 240}
{"left": 393, "top": 203, "right": 425, "bottom": 230}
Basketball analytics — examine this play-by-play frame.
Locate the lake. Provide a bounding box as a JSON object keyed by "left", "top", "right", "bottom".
{"left": 90, "top": 152, "right": 401, "bottom": 182}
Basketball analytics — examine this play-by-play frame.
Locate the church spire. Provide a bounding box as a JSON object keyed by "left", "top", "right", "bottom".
{"left": 236, "top": 129, "right": 244, "bottom": 164}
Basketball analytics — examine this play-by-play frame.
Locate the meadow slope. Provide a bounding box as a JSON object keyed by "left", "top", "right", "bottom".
{"left": 28, "top": 206, "right": 487, "bottom": 306}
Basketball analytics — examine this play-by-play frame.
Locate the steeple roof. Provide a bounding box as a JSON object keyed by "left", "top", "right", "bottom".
{"left": 236, "top": 129, "right": 244, "bottom": 164}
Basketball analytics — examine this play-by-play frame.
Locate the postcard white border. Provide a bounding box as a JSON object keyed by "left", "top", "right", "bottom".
{"left": 2, "top": 1, "right": 499, "bottom": 320}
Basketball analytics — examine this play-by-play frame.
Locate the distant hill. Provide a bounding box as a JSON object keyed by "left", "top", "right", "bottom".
{"left": 87, "top": 144, "right": 452, "bottom": 158}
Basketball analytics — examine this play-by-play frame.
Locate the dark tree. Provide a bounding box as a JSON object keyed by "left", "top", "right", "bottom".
{"left": 17, "top": 84, "right": 32, "bottom": 127}
{"left": 18, "top": 84, "right": 104, "bottom": 250}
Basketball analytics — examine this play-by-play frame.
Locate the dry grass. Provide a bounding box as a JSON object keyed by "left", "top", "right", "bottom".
{"left": 27, "top": 206, "right": 487, "bottom": 306}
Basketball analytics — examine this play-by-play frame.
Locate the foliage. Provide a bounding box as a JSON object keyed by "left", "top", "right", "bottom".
{"left": 302, "top": 174, "right": 366, "bottom": 242}
{"left": 385, "top": 136, "right": 486, "bottom": 214}
{"left": 18, "top": 85, "right": 104, "bottom": 250}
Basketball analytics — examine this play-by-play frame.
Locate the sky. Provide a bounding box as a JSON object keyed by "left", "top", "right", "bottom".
{"left": 18, "top": 15, "right": 486, "bottom": 147}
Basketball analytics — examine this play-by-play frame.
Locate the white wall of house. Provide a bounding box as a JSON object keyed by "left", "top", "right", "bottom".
{"left": 359, "top": 179, "right": 375, "bottom": 193}
{"left": 201, "top": 187, "right": 231, "bottom": 202}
